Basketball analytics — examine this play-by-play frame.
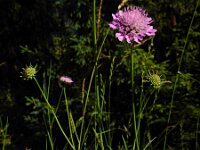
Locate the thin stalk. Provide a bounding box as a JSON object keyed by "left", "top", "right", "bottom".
{"left": 135, "top": 71, "right": 145, "bottom": 150}
{"left": 63, "top": 89, "right": 80, "bottom": 144}
{"left": 63, "top": 88, "right": 76, "bottom": 148}
{"left": 41, "top": 71, "right": 54, "bottom": 150}
{"left": 45, "top": 62, "right": 54, "bottom": 149}
{"left": 97, "top": 0, "right": 103, "bottom": 39}
{"left": 93, "top": 0, "right": 97, "bottom": 49}
{"left": 46, "top": 61, "right": 52, "bottom": 100}
{"left": 78, "top": 0, "right": 97, "bottom": 148}
{"left": 33, "top": 77, "right": 75, "bottom": 150}
{"left": 78, "top": 29, "right": 109, "bottom": 150}
{"left": 131, "top": 49, "right": 135, "bottom": 103}
{"left": 44, "top": 86, "right": 63, "bottom": 150}
{"left": 47, "top": 130, "right": 54, "bottom": 150}
{"left": 131, "top": 48, "right": 140, "bottom": 150}
{"left": 1, "top": 118, "right": 9, "bottom": 150}
{"left": 94, "top": 73, "right": 98, "bottom": 150}
{"left": 163, "top": 0, "right": 199, "bottom": 149}
{"left": 108, "top": 56, "right": 115, "bottom": 146}
{"left": 122, "top": 135, "right": 128, "bottom": 150}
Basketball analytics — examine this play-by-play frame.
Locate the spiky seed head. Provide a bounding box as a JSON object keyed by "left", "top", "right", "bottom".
{"left": 148, "top": 74, "right": 161, "bottom": 89}
{"left": 21, "top": 64, "right": 37, "bottom": 80}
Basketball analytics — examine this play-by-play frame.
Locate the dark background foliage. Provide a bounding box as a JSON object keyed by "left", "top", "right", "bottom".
{"left": 0, "top": 0, "right": 200, "bottom": 149}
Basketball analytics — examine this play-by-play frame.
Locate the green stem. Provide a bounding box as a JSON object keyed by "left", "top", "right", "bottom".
{"left": 131, "top": 48, "right": 140, "bottom": 150}
{"left": 33, "top": 77, "right": 75, "bottom": 150}
{"left": 163, "top": 0, "right": 199, "bottom": 149}
{"left": 78, "top": 0, "right": 98, "bottom": 146}
{"left": 108, "top": 56, "right": 115, "bottom": 146}
{"left": 93, "top": 0, "right": 97, "bottom": 48}
{"left": 63, "top": 88, "right": 76, "bottom": 148}
{"left": 78, "top": 29, "right": 109, "bottom": 150}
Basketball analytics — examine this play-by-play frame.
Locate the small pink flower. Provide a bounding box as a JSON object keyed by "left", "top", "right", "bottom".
{"left": 60, "top": 76, "right": 73, "bottom": 84}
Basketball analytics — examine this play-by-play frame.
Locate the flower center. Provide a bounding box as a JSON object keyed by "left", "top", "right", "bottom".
{"left": 121, "top": 10, "right": 147, "bottom": 33}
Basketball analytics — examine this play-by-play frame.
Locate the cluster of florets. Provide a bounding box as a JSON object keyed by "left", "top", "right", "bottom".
{"left": 109, "top": 6, "right": 157, "bottom": 44}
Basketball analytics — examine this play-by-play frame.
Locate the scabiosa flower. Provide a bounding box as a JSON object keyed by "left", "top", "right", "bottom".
{"left": 21, "top": 64, "right": 37, "bottom": 80}
{"left": 109, "top": 6, "right": 157, "bottom": 43}
{"left": 60, "top": 76, "right": 73, "bottom": 84}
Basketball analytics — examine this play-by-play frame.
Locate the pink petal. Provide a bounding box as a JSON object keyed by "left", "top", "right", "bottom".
{"left": 116, "top": 33, "right": 124, "bottom": 41}
{"left": 60, "top": 76, "right": 73, "bottom": 84}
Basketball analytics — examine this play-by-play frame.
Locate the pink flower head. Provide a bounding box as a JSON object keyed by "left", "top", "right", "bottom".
{"left": 60, "top": 76, "right": 73, "bottom": 84}
{"left": 109, "top": 6, "right": 157, "bottom": 44}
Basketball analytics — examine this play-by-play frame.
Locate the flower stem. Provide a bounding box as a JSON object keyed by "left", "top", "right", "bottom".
{"left": 163, "top": 0, "right": 199, "bottom": 149}
{"left": 131, "top": 48, "right": 140, "bottom": 150}
{"left": 33, "top": 77, "right": 75, "bottom": 150}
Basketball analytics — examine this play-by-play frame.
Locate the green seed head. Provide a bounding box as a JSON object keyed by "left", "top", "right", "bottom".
{"left": 21, "top": 64, "right": 37, "bottom": 80}
{"left": 149, "top": 74, "right": 161, "bottom": 89}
